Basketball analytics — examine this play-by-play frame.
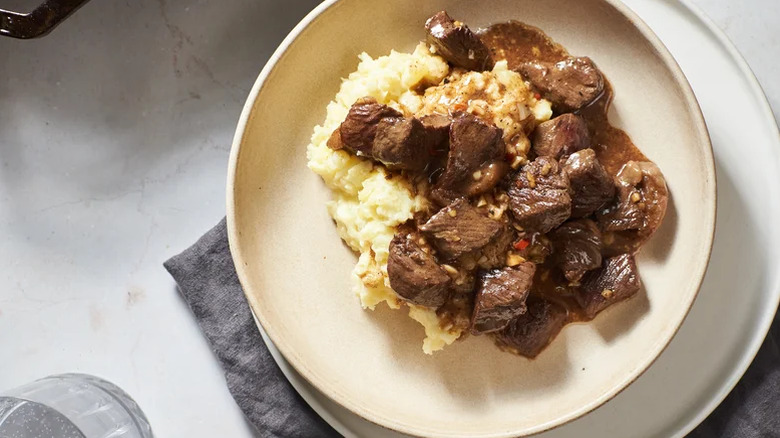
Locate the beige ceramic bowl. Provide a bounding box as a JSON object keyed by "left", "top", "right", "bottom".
{"left": 227, "top": 0, "right": 716, "bottom": 436}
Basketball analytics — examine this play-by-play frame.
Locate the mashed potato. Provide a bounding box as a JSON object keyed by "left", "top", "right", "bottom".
{"left": 307, "top": 43, "right": 551, "bottom": 354}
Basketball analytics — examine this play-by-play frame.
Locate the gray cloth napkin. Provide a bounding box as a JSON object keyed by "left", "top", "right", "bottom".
{"left": 163, "top": 219, "right": 339, "bottom": 438}
{"left": 165, "top": 219, "right": 780, "bottom": 438}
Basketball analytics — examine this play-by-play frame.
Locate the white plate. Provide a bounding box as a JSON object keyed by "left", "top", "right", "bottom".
{"left": 257, "top": 0, "right": 780, "bottom": 436}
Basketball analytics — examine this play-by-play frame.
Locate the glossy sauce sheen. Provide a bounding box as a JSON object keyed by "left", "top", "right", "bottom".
{"left": 478, "top": 21, "right": 648, "bottom": 324}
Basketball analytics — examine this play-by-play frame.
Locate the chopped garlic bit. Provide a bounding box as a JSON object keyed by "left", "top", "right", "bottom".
{"left": 506, "top": 252, "right": 526, "bottom": 267}
{"left": 511, "top": 155, "right": 525, "bottom": 169}
{"left": 488, "top": 204, "right": 506, "bottom": 220}
{"left": 442, "top": 264, "right": 459, "bottom": 276}
{"left": 526, "top": 171, "right": 537, "bottom": 188}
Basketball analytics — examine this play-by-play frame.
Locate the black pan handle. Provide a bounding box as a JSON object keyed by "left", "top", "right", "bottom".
{"left": 1, "top": 0, "right": 91, "bottom": 39}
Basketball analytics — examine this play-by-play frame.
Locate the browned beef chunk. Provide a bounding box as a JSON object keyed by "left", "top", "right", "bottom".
{"left": 495, "top": 296, "right": 567, "bottom": 358}
{"left": 432, "top": 112, "right": 507, "bottom": 204}
{"left": 575, "top": 254, "right": 640, "bottom": 318}
{"left": 419, "top": 198, "right": 503, "bottom": 260}
{"left": 532, "top": 114, "right": 590, "bottom": 159}
{"left": 425, "top": 11, "right": 493, "bottom": 71}
{"left": 388, "top": 231, "right": 451, "bottom": 307}
{"left": 550, "top": 219, "right": 602, "bottom": 283}
{"left": 597, "top": 161, "right": 668, "bottom": 239}
{"left": 372, "top": 117, "right": 428, "bottom": 171}
{"left": 471, "top": 263, "right": 536, "bottom": 335}
{"left": 419, "top": 113, "right": 452, "bottom": 144}
{"left": 517, "top": 57, "right": 605, "bottom": 113}
{"left": 374, "top": 114, "right": 455, "bottom": 171}
{"left": 507, "top": 156, "right": 572, "bottom": 233}
{"left": 563, "top": 148, "right": 616, "bottom": 217}
{"left": 419, "top": 113, "right": 452, "bottom": 168}
{"left": 336, "top": 97, "right": 402, "bottom": 155}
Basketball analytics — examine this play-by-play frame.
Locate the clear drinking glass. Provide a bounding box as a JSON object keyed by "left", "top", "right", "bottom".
{"left": 0, "top": 373, "right": 153, "bottom": 438}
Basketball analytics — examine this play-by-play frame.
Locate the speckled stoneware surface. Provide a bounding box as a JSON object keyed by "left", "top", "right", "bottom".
{"left": 227, "top": 0, "right": 715, "bottom": 436}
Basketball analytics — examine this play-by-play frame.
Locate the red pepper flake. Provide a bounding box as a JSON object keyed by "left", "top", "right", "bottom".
{"left": 453, "top": 103, "right": 468, "bottom": 112}
{"left": 513, "top": 239, "right": 530, "bottom": 250}
{"left": 534, "top": 93, "right": 541, "bottom": 100}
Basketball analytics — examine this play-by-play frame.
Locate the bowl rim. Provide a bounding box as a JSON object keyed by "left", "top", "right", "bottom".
{"left": 226, "top": 0, "right": 717, "bottom": 436}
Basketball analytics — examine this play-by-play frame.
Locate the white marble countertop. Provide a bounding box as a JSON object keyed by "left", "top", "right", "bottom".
{"left": 0, "top": 1, "right": 777, "bottom": 436}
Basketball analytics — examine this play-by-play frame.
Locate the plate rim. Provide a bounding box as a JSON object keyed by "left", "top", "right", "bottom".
{"left": 226, "top": 0, "right": 717, "bottom": 436}
{"left": 667, "top": 0, "right": 780, "bottom": 435}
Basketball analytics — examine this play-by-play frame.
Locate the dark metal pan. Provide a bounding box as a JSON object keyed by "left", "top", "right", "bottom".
{"left": 1, "top": 0, "right": 90, "bottom": 39}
